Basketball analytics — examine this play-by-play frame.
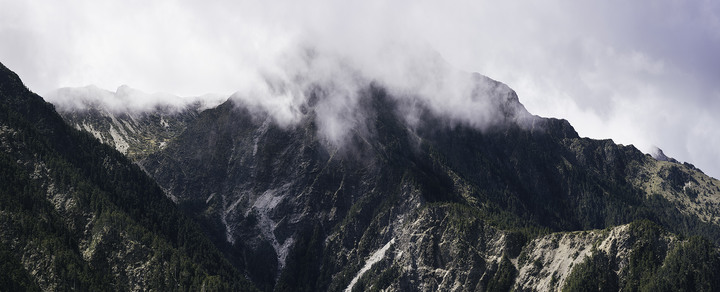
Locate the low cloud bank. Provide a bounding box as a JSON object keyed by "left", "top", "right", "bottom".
{"left": 46, "top": 84, "right": 227, "bottom": 114}
{"left": 4, "top": 0, "right": 719, "bottom": 177}
{"left": 48, "top": 43, "right": 535, "bottom": 148}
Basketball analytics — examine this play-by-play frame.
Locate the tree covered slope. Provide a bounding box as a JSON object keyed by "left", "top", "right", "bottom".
{"left": 0, "top": 62, "right": 256, "bottom": 291}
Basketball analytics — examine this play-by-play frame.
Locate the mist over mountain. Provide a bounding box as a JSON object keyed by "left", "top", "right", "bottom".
{"left": 52, "top": 47, "right": 539, "bottom": 150}
{"left": 0, "top": 61, "right": 257, "bottom": 291}
{"left": 4, "top": 0, "right": 719, "bottom": 180}
{"left": 3, "top": 1, "right": 720, "bottom": 290}
{"left": 45, "top": 84, "right": 227, "bottom": 114}
{"left": 34, "top": 53, "right": 720, "bottom": 291}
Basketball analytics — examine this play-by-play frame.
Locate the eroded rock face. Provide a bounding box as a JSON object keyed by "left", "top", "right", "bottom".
{"left": 51, "top": 69, "right": 720, "bottom": 291}
{"left": 57, "top": 102, "right": 202, "bottom": 161}
{"left": 0, "top": 62, "right": 255, "bottom": 291}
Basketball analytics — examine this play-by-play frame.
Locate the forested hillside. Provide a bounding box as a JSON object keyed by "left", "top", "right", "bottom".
{"left": 0, "top": 62, "right": 256, "bottom": 291}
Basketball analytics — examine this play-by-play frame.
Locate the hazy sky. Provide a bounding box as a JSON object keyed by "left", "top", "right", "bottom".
{"left": 1, "top": 0, "right": 719, "bottom": 178}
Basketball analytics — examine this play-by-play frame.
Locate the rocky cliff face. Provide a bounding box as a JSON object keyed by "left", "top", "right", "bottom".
{"left": 47, "top": 68, "right": 720, "bottom": 291}
{"left": 0, "top": 62, "right": 256, "bottom": 291}
{"left": 59, "top": 105, "right": 199, "bottom": 161}
{"left": 46, "top": 85, "right": 222, "bottom": 161}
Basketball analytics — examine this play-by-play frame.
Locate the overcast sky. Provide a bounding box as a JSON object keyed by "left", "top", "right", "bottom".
{"left": 1, "top": 0, "right": 719, "bottom": 178}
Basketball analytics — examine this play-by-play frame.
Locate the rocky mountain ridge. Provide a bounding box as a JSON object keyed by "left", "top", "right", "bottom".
{"left": 6, "top": 59, "right": 720, "bottom": 291}
{"left": 0, "top": 62, "right": 257, "bottom": 291}
{"left": 45, "top": 85, "right": 226, "bottom": 161}
{"left": 53, "top": 74, "right": 720, "bottom": 291}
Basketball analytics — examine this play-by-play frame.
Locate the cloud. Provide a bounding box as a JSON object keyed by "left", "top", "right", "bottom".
{"left": 1, "top": 0, "right": 719, "bottom": 178}
{"left": 229, "top": 43, "right": 532, "bottom": 146}
{"left": 45, "top": 85, "right": 227, "bottom": 114}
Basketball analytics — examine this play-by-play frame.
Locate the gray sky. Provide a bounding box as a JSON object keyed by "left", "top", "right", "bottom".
{"left": 1, "top": 0, "right": 719, "bottom": 178}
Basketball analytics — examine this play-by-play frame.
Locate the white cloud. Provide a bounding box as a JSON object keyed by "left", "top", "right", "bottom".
{"left": 1, "top": 0, "right": 719, "bottom": 178}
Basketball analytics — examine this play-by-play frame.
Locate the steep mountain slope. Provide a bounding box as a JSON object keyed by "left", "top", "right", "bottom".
{"left": 0, "top": 62, "right": 257, "bottom": 291}
{"left": 137, "top": 84, "right": 720, "bottom": 290}
{"left": 46, "top": 85, "right": 221, "bottom": 162}
{"left": 49, "top": 70, "right": 720, "bottom": 290}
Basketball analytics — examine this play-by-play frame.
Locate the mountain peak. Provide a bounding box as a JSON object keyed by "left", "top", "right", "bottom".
{"left": 4, "top": 59, "right": 720, "bottom": 291}
{"left": 651, "top": 146, "right": 679, "bottom": 163}
{"left": 0, "top": 62, "right": 30, "bottom": 97}
{"left": 0, "top": 62, "right": 255, "bottom": 290}
{"left": 115, "top": 84, "right": 138, "bottom": 96}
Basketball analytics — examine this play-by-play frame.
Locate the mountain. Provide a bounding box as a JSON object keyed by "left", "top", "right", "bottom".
{"left": 44, "top": 85, "right": 225, "bottom": 162}
{"left": 53, "top": 67, "right": 720, "bottom": 292}
{"left": 0, "top": 62, "right": 257, "bottom": 291}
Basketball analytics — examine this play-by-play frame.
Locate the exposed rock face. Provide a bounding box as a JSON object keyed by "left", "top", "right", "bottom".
{"left": 53, "top": 97, "right": 205, "bottom": 161}
{"left": 48, "top": 68, "right": 720, "bottom": 291}
{"left": 0, "top": 62, "right": 256, "bottom": 291}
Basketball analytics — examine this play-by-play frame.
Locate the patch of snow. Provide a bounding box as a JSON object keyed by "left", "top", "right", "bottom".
{"left": 160, "top": 117, "right": 169, "bottom": 128}
{"left": 206, "top": 193, "right": 216, "bottom": 204}
{"left": 345, "top": 238, "right": 395, "bottom": 292}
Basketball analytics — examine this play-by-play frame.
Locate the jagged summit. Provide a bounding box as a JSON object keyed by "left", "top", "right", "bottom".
{"left": 134, "top": 77, "right": 720, "bottom": 290}
{"left": 0, "top": 61, "right": 256, "bottom": 290}
{"left": 43, "top": 85, "right": 231, "bottom": 159}
{"left": 50, "top": 68, "right": 544, "bottom": 154}
{"left": 4, "top": 59, "right": 720, "bottom": 291}
{"left": 651, "top": 146, "right": 680, "bottom": 163}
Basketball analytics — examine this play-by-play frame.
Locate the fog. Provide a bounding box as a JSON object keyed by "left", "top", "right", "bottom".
{"left": 1, "top": 0, "right": 719, "bottom": 178}
{"left": 45, "top": 85, "right": 227, "bottom": 113}
{"left": 226, "top": 43, "right": 533, "bottom": 145}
